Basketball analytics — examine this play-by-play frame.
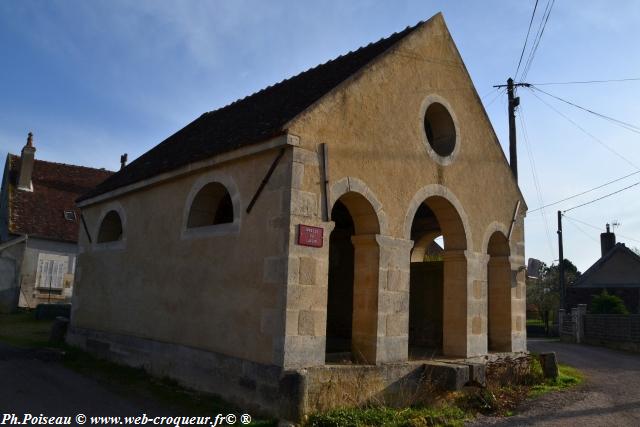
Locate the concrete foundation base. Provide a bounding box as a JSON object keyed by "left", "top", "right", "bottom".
{"left": 66, "top": 327, "right": 530, "bottom": 423}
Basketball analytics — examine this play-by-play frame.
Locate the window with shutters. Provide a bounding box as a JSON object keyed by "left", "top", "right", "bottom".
{"left": 35, "top": 253, "right": 69, "bottom": 290}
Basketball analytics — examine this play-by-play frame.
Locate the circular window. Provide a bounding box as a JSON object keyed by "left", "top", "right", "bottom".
{"left": 424, "top": 102, "right": 456, "bottom": 157}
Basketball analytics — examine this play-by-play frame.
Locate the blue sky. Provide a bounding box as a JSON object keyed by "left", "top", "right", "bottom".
{"left": 1, "top": 1, "right": 640, "bottom": 272}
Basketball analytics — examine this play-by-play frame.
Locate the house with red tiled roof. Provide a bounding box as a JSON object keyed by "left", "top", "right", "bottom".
{"left": 0, "top": 133, "right": 112, "bottom": 311}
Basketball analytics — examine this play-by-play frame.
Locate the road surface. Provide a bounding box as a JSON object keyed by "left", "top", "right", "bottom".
{"left": 471, "top": 338, "right": 640, "bottom": 426}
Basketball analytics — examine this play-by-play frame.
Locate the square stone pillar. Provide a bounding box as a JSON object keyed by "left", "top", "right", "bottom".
{"left": 350, "top": 234, "right": 380, "bottom": 363}
{"left": 280, "top": 219, "right": 335, "bottom": 369}
{"left": 487, "top": 255, "right": 513, "bottom": 351}
{"left": 510, "top": 259, "right": 527, "bottom": 352}
{"left": 375, "top": 235, "right": 414, "bottom": 363}
{"left": 349, "top": 234, "right": 414, "bottom": 364}
{"left": 442, "top": 249, "right": 469, "bottom": 356}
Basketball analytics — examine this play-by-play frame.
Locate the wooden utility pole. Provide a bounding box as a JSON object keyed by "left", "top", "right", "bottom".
{"left": 507, "top": 78, "right": 520, "bottom": 181}
{"left": 557, "top": 210, "right": 565, "bottom": 310}
{"left": 494, "top": 79, "right": 529, "bottom": 181}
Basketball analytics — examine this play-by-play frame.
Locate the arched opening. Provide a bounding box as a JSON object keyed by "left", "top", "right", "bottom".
{"left": 326, "top": 191, "right": 380, "bottom": 364}
{"left": 187, "top": 182, "right": 234, "bottom": 228}
{"left": 97, "top": 210, "right": 123, "bottom": 243}
{"left": 408, "top": 196, "right": 467, "bottom": 358}
{"left": 487, "top": 231, "right": 512, "bottom": 352}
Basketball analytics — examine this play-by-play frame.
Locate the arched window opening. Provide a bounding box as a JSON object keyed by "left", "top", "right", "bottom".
{"left": 97, "top": 210, "right": 123, "bottom": 243}
{"left": 187, "top": 182, "right": 234, "bottom": 228}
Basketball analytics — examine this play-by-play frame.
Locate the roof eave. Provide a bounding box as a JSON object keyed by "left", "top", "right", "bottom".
{"left": 77, "top": 132, "right": 298, "bottom": 208}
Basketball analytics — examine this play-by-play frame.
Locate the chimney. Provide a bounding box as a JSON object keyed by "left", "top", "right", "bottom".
{"left": 120, "top": 153, "right": 128, "bottom": 171}
{"left": 600, "top": 223, "right": 616, "bottom": 257}
{"left": 17, "top": 132, "right": 36, "bottom": 191}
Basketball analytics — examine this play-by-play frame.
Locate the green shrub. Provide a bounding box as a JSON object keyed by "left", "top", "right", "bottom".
{"left": 589, "top": 290, "right": 629, "bottom": 314}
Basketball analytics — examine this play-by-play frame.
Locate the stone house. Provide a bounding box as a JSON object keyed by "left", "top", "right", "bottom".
{"left": 567, "top": 224, "right": 640, "bottom": 313}
{"left": 0, "top": 133, "right": 112, "bottom": 312}
{"left": 68, "top": 14, "right": 527, "bottom": 419}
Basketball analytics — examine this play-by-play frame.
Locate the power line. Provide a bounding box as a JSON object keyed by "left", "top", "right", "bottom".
{"left": 514, "top": 0, "right": 539, "bottom": 79}
{"left": 564, "top": 217, "right": 599, "bottom": 243}
{"left": 564, "top": 215, "right": 640, "bottom": 244}
{"left": 528, "top": 89, "right": 640, "bottom": 170}
{"left": 531, "top": 86, "right": 640, "bottom": 134}
{"left": 563, "top": 181, "right": 640, "bottom": 213}
{"left": 530, "top": 78, "right": 640, "bottom": 86}
{"left": 519, "top": 104, "right": 555, "bottom": 258}
{"left": 521, "top": 0, "right": 556, "bottom": 80}
{"left": 480, "top": 87, "right": 499, "bottom": 100}
{"left": 484, "top": 87, "right": 506, "bottom": 109}
{"left": 529, "top": 170, "right": 640, "bottom": 213}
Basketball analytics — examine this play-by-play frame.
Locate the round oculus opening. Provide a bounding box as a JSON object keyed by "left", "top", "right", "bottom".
{"left": 424, "top": 102, "right": 456, "bottom": 157}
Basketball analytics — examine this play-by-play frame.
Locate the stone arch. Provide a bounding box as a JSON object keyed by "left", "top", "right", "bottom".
{"left": 93, "top": 201, "right": 127, "bottom": 250}
{"left": 410, "top": 231, "right": 442, "bottom": 262}
{"left": 481, "top": 221, "right": 512, "bottom": 256}
{"left": 181, "top": 171, "right": 241, "bottom": 238}
{"left": 330, "top": 177, "right": 388, "bottom": 236}
{"left": 406, "top": 184, "right": 472, "bottom": 357}
{"left": 404, "top": 184, "right": 472, "bottom": 250}
{"left": 326, "top": 187, "right": 382, "bottom": 364}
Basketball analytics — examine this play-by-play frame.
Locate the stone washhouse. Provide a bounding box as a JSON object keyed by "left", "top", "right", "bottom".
{"left": 68, "top": 14, "right": 527, "bottom": 421}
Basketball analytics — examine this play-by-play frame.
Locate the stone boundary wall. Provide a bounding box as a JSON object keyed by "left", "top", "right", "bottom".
{"left": 558, "top": 306, "right": 584, "bottom": 343}
{"left": 583, "top": 314, "right": 640, "bottom": 353}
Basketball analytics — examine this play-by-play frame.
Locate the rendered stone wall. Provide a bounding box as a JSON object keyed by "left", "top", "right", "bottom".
{"left": 73, "top": 146, "right": 294, "bottom": 367}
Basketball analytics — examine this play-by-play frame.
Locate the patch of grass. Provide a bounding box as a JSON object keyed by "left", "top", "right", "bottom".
{"left": 528, "top": 364, "right": 583, "bottom": 398}
{"left": 526, "top": 318, "right": 544, "bottom": 327}
{"left": 306, "top": 405, "right": 468, "bottom": 427}
{"left": 0, "top": 310, "right": 54, "bottom": 348}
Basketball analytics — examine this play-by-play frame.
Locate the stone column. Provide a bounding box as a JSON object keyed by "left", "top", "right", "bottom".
{"left": 350, "top": 234, "right": 380, "bottom": 364}
{"left": 487, "top": 255, "right": 512, "bottom": 351}
{"left": 510, "top": 259, "right": 527, "bottom": 352}
{"left": 375, "top": 235, "right": 413, "bottom": 363}
{"left": 466, "top": 250, "right": 490, "bottom": 357}
{"left": 442, "top": 249, "right": 469, "bottom": 356}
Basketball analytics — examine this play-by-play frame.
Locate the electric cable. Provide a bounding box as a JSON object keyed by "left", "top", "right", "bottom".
{"left": 520, "top": 104, "right": 555, "bottom": 257}
{"left": 563, "top": 181, "right": 640, "bottom": 213}
{"left": 528, "top": 170, "right": 640, "bottom": 213}
{"left": 531, "top": 86, "right": 640, "bottom": 134}
{"left": 528, "top": 88, "right": 640, "bottom": 170}
{"left": 515, "top": 0, "right": 539, "bottom": 79}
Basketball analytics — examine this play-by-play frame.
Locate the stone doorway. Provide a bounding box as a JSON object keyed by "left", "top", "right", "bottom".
{"left": 487, "top": 231, "right": 512, "bottom": 352}
{"left": 326, "top": 192, "right": 380, "bottom": 364}
{"left": 408, "top": 196, "right": 468, "bottom": 358}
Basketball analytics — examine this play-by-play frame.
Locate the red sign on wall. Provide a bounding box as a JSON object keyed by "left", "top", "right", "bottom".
{"left": 297, "top": 225, "right": 324, "bottom": 248}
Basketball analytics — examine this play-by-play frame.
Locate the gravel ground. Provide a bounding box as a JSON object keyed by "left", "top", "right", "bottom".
{"left": 469, "top": 338, "right": 640, "bottom": 427}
